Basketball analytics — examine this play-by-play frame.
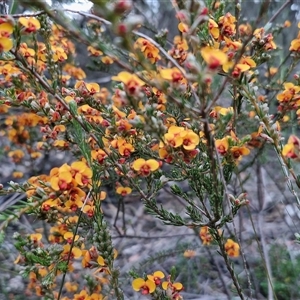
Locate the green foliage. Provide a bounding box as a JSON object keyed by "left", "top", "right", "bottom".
{"left": 254, "top": 243, "right": 300, "bottom": 300}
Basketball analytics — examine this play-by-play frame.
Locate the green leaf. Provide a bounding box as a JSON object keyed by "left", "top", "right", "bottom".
{"left": 69, "top": 100, "right": 78, "bottom": 117}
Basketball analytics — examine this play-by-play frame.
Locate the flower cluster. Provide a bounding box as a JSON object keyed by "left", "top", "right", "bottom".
{"left": 132, "top": 271, "right": 183, "bottom": 299}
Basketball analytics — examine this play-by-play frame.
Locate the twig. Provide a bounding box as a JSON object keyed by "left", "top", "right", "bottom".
{"left": 267, "top": 0, "right": 291, "bottom": 25}
{"left": 256, "top": 163, "right": 276, "bottom": 300}
{"left": 111, "top": 233, "right": 195, "bottom": 239}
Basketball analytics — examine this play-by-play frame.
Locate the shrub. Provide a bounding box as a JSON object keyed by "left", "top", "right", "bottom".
{"left": 0, "top": 0, "right": 300, "bottom": 299}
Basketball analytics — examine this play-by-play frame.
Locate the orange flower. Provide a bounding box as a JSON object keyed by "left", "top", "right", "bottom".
{"left": 12, "top": 171, "right": 24, "bottom": 178}
{"left": 239, "top": 23, "right": 252, "bottom": 36}
{"left": 290, "top": 38, "right": 300, "bottom": 52}
{"left": 230, "top": 145, "right": 250, "bottom": 160}
{"left": 134, "top": 37, "right": 161, "bottom": 63}
{"left": 200, "top": 226, "right": 213, "bottom": 245}
{"left": 8, "top": 149, "right": 25, "bottom": 163}
{"left": 218, "top": 12, "right": 236, "bottom": 36}
{"left": 101, "top": 56, "right": 114, "bottom": 64}
{"left": 132, "top": 158, "right": 160, "bottom": 176}
{"left": 91, "top": 149, "right": 107, "bottom": 164}
{"left": 74, "top": 290, "right": 89, "bottom": 300}
{"left": 173, "top": 36, "right": 188, "bottom": 51}
{"left": 132, "top": 278, "right": 156, "bottom": 295}
{"left": 277, "top": 90, "right": 293, "bottom": 103}
{"left": 87, "top": 45, "right": 103, "bottom": 56}
{"left": 183, "top": 249, "right": 196, "bottom": 258}
{"left": 224, "top": 239, "right": 240, "bottom": 257}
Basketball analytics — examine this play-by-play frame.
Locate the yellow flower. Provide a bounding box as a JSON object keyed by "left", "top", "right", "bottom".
{"left": 215, "top": 137, "right": 229, "bottom": 155}
{"left": 283, "top": 82, "right": 300, "bottom": 94}
{"left": 181, "top": 130, "right": 200, "bottom": 150}
{"left": 201, "top": 46, "right": 228, "bottom": 70}
{"left": 52, "top": 46, "right": 67, "bottom": 62}
{"left": 224, "top": 239, "right": 240, "bottom": 257}
{"left": 147, "top": 271, "right": 165, "bottom": 285}
{"left": 29, "top": 233, "right": 42, "bottom": 243}
{"left": 282, "top": 143, "right": 297, "bottom": 159}
{"left": 162, "top": 125, "right": 185, "bottom": 148}
{"left": 112, "top": 71, "right": 145, "bottom": 95}
{"left": 119, "top": 142, "right": 135, "bottom": 156}
{"left": 132, "top": 158, "right": 160, "bottom": 176}
{"left": 63, "top": 232, "right": 79, "bottom": 244}
{"left": 178, "top": 22, "right": 189, "bottom": 33}
{"left": 50, "top": 166, "right": 73, "bottom": 191}
{"left": 0, "top": 23, "right": 14, "bottom": 37}
{"left": 0, "top": 37, "right": 13, "bottom": 52}
{"left": 183, "top": 249, "right": 196, "bottom": 258}
{"left": 282, "top": 135, "right": 300, "bottom": 159}
{"left": 116, "top": 186, "right": 132, "bottom": 196}
{"left": 19, "top": 17, "right": 41, "bottom": 33}
{"left": 82, "top": 204, "right": 95, "bottom": 217}
{"left": 162, "top": 280, "right": 183, "bottom": 292}
{"left": 210, "top": 106, "right": 233, "bottom": 118}
{"left": 160, "top": 67, "right": 185, "bottom": 84}
{"left": 208, "top": 19, "right": 219, "bottom": 39}
{"left": 132, "top": 278, "right": 156, "bottom": 294}
{"left": 61, "top": 244, "right": 82, "bottom": 260}
{"left": 71, "top": 161, "right": 93, "bottom": 186}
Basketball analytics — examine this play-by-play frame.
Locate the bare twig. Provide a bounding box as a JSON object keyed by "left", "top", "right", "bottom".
{"left": 256, "top": 164, "right": 276, "bottom": 300}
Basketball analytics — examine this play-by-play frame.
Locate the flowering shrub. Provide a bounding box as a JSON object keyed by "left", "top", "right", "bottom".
{"left": 1, "top": 0, "right": 300, "bottom": 299}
